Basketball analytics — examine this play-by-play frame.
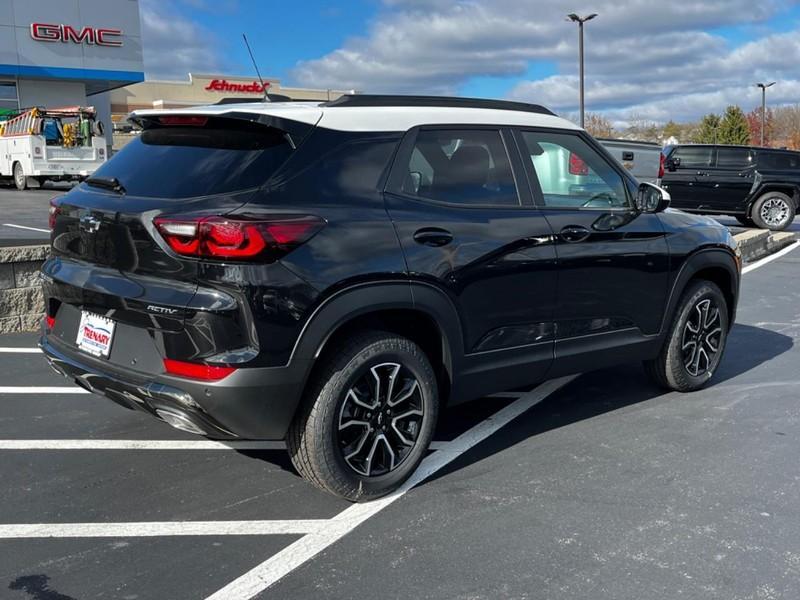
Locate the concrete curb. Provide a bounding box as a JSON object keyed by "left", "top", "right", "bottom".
{"left": 734, "top": 229, "right": 797, "bottom": 264}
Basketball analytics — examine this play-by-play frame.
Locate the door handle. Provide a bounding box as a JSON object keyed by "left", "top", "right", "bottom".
{"left": 413, "top": 227, "right": 453, "bottom": 247}
{"left": 559, "top": 225, "right": 591, "bottom": 243}
{"left": 696, "top": 171, "right": 708, "bottom": 176}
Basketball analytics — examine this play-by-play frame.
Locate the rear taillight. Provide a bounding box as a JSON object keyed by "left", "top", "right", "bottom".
{"left": 48, "top": 197, "right": 62, "bottom": 230}
{"left": 45, "top": 315, "right": 55, "bottom": 330}
{"left": 658, "top": 153, "right": 665, "bottom": 179}
{"left": 163, "top": 358, "right": 236, "bottom": 381}
{"left": 569, "top": 152, "right": 589, "bottom": 176}
{"left": 153, "top": 215, "right": 325, "bottom": 261}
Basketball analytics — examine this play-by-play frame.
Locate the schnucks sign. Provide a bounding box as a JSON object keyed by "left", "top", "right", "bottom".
{"left": 204, "top": 79, "right": 271, "bottom": 94}
{"left": 30, "top": 23, "right": 123, "bottom": 47}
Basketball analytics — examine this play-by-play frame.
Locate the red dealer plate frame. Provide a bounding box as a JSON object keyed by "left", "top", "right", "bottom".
{"left": 76, "top": 311, "right": 116, "bottom": 358}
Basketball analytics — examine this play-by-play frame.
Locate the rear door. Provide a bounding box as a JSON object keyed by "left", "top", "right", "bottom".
{"left": 384, "top": 126, "right": 557, "bottom": 396}
{"left": 661, "top": 145, "right": 714, "bottom": 210}
{"left": 513, "top": 128, "right": 670, "bottom": 372}
{"left": 706, "top": 147, "right": 755, "bottom": 213}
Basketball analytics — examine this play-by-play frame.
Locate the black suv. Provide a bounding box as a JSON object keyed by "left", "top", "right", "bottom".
{"left": 662, "top": 144, "right": 800, "bottom": 230}
{"left": 41, "top": 96, "right": 741, "bottom": 501}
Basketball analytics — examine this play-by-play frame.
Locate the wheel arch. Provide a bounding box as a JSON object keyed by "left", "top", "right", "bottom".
{"left": 661, "top": 248, "right": 739, "bottom": 335}
{"left": 747, "top": 184, "right": 800, "bottom": 215}
{"left": 290, "top": 281, "right": 464, "bottom": 409}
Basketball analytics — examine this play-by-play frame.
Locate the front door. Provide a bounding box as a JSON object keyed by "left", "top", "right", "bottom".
{"left": 384, "top": 126, "right": 558, "bottom": 396}
{"left": 661, "top": 145, "right": 715, "bottom": 211}
{"left": 512, "top": 128, "right": 670, "bottom": 372}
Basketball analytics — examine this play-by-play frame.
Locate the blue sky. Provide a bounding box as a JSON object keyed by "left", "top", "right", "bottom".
{"left": 140, "top": 0, "right": 800, "bottom": 125}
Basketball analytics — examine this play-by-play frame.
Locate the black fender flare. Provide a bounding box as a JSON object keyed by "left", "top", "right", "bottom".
{"left": 659, "top": 247, "right": 740, "bottom": 336}
{"left": 288, "top": 280, "right": 464, "bottom": 385}
{"left": 747, "top": 183, "right": 800, "bottom": 214}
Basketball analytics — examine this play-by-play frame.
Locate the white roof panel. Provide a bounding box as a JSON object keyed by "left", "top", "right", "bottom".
{"left": 130, "top": 101, "right": 579, "bottom": 133}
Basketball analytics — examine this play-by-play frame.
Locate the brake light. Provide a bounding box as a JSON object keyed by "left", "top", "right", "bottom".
{"left": 658, "top": 152, "right": 665, "bottom": 179}
{"left": 49, "top": 197, "right": 62, "bottom": 230}
{"left": 158, "top": 116, "right": 208, "bottom": 126}
{"left": 153, "top": 215, "right": 325, "bottom": 261}
{"left": 45, "top": 315, "right": 55, "bottom": 330}
{"left": 569, "top": 152, "right": 589, "bottom": 176}
{"left": 163, "top": 358, "right": 236, "bottom": 381}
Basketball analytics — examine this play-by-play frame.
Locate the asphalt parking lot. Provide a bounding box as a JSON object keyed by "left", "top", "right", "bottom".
{"left": 0, "top": 184, "right": 73, "bottom": 240}
{"left": 0, "top": 232, "right": 798, "bottom": 598}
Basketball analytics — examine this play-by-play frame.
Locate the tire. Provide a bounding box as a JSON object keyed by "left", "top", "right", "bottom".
{"left": 734, "top": 215, "right": 755, "bottom": 227}
{"left": 287, "top": 331, "right": 439, "bottom": 501}
{"left": 751, "top": 191, "right": 795, "bottom": 231}
{"left": 644, "top": 280, "right": 729, "bottom": 392}
{"left": 13, "top": 162, "right": 27, "bottom": 191}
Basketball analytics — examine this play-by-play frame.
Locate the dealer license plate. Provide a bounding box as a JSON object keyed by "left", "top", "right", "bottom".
{"left": 76, "top": 311, "right": 115, "bottom": 358}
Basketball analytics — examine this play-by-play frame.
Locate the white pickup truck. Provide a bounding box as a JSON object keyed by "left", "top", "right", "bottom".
{"left": 598, "top": 138, "right": 663, "bottom": 184}
{"left": 0, "top": 106, "right": 108, "bottom": 190}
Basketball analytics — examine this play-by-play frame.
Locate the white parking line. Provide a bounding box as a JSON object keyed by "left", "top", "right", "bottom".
{"left": 2, "top": 223, "right": 49, "bottom": 233}
{"left": 0, "top": 347, "right": 41, "bottom": 353}
{"left": 0, "top": 520, "right": 327, "bottom": 539}
{"left": 0, "top": 386, "right": 88, "bottom": 394}
{"left": 742, "top": 240, "right": 800, "bottom": 274}
{"left": 0, "top": 439, "right": 450, "bottom": 451}
{"left": 205, "top": 375, "right": 578, "bottom": 600}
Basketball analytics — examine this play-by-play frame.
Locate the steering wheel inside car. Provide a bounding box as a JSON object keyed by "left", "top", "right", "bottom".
{"left": 582, "top": 193, "right": 617, "bottom": 208}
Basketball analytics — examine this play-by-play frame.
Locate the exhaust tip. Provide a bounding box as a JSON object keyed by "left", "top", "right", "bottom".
{"left": 155, "top": 408, "right": 207, "bottom": 436}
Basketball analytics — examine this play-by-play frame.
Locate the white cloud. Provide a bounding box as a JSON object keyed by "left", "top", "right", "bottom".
{"left": 139, "top": 0, "right": 236, "bottom": 79}
{"left": 291, "top": 0, "right": 799, "bottom": 123}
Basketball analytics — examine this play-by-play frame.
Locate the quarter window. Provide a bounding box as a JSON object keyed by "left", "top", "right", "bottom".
{"left": 519, "top": 131, "right": 629, "bottom": 209}
{"left": 397, "top": 129, "right": 519, "bottom": 206}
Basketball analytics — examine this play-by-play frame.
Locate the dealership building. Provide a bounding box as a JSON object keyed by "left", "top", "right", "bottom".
{"left": 1, "top": 0, "right": 351, "bottom": 136}
{"left": 109, "top": 74, "right": 352, "bottom": 121}
{"left": 0, "top": 0, "right": 145, "bottom": 135}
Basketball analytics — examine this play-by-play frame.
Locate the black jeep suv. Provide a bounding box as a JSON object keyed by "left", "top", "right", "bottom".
{"left": 662, "top": 144, "right": 800, "bottom": 230}
{"left": 41, "top": 95, "right": 740, "bottom": 501}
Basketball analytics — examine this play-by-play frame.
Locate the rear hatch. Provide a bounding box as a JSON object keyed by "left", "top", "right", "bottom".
{"left": 47, "top": 113, "right": 308, "bottom": 339}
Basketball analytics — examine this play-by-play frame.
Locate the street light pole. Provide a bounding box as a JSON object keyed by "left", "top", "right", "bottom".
{"left": 756, "top": 81, "right": 776, "bottom": 147}
{"left": 567, "top": 13, "right": 598, "bottom": 128}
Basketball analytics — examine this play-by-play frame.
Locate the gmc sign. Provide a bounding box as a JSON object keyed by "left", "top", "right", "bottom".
{"left": 30, "top": 23, "right": 123, "bottom": 47}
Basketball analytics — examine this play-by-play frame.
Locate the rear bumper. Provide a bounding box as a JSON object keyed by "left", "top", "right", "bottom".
{"left": 40, "top": 333, "right": 310, "bottom": 440}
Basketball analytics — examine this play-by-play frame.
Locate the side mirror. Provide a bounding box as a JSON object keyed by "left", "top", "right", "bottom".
{"left": 665, "top": 156, "right": 680, "bottom": 171}
{"left": 636, "top": 182, "right": 671, "bottom": 213}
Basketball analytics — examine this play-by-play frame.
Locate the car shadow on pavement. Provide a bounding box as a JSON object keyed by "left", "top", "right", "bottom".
{"left": 8, "top": 574, "right": 78, "bottom": 600}
{"left": 423, "top": 322, "right": 792, "bottom": 486}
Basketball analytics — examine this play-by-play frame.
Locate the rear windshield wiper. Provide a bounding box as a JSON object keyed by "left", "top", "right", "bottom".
{"left": 86, "top": 176, "right": 126, "bottom": 194}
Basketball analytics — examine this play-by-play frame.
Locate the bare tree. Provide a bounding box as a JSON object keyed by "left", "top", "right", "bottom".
{"left": 583, "top": 112, "right": 615, "bottom": 138}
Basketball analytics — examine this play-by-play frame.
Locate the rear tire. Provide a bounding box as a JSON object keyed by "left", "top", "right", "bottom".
{"left": 751, "top": 192, "right": 795, "bottom": 231}
{"left": 644, "top": 280, "right": 729, "bottom": 392}
{"left": 734, "top": 215, "right": 755, "bottom": 227}
{"left": 287, "top": 331, "right": 438, "bottom": 501}
{"left": 13, "top": 162, "right": 27, "bottom": 191}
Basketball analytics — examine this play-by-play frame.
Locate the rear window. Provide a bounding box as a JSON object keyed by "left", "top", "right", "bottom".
{"left": 90, "top": 118, "right": 294, "bottom": 198}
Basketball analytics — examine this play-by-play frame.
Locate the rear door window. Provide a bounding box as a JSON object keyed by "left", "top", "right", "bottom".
{"left": 716, "top": 148, "right": 753, "bottom": 168}
{"left": 91, "top": 117, "right": 295, "bottom": 198}
{"left": 395, "top": 128, "right": 520, "bottom": 206}
{"left": 672, "top": 146, "right": 713, "bottom": 168}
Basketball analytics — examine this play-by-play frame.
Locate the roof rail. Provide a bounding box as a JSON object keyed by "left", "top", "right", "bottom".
{"left": 321, "top": 94, "right": 555, "bottom": 116}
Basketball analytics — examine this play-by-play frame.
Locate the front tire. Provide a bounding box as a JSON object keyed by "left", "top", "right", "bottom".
{"left": 751, "top": 192, "right": 795, "bottom": 231}
{"left": 645, "top": 281, "right": 729, "bottom": 392}
{"left": 288, "top": 331, "right": 438, "bottom": 501}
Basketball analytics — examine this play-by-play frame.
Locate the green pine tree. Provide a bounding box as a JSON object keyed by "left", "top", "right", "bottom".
{"left": 694, "top": 114, "right": 721, "bottom": 143}
{"left": 718, "top": 105, "right": 750, "bottom": 145}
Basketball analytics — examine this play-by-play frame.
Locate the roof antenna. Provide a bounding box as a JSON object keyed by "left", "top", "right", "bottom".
{"left": 242, "top": 33, "right": 269, "bottom": 102}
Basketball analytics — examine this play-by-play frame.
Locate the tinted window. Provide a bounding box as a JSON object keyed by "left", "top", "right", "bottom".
{"left": 92, "top": 119, "right": 293, "bottom": 198}
{"left": 672, "top": 146, "right": 713, "bottom": 168}
{"left": 716, "top": 148, "right": 753, "bottom": 168}
{"left": 519, "top": 131, "right": 629, "bottom": 209}
{"left": 757, "top": 152, "right": 800, "bottom": 170}
{"left": 397, "top": 129, "right": 519, "bottom": 206}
